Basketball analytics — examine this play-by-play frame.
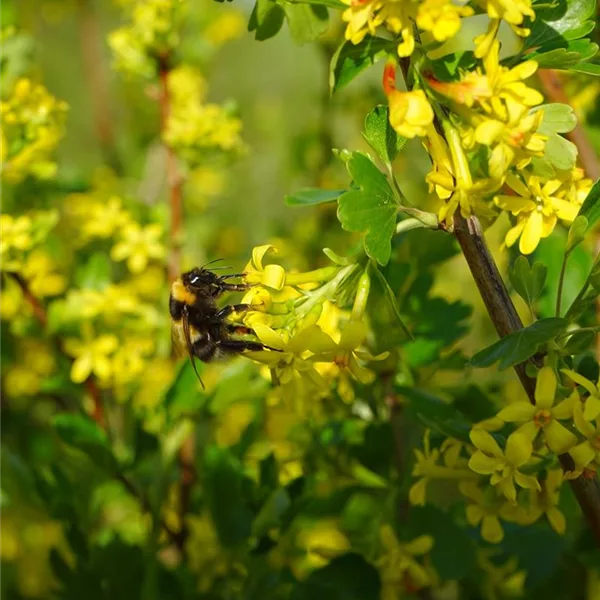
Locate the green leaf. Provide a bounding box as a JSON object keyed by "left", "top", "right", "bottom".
{"left": 52, "top": 414, "right": 117, "bottom": 472}
{"left": 330, "top": 36, "right": 392, "bottom": 94}
{"left": 248, "top": 0, "right": 285, "bottom": 41}
{"left": 533, "top": 103, "right": 577, "bottom": 134}
{"left": 283, "top": 4, "right": 328, "bottom": 45}
{"left": 253, "top": 488, "right": 292, "bottom": 536}
{"left": 407, "top": 506, "right": 476, "bottom": 580}
{"left": 285, "top": 188, "right": 345, "bottom": 206}
{"left": 527, "top": 40, "right": 598, "bottom": 69}
{"left": 362, "top": 105, "right": 408, "bottom": 168}
{"left": 430, "top": 51, "right": 477, "bottom": 81}
{"left": 163, "top": 360, "right": 205, "bottom": 417}
{"left": 74, "top": 252, "right": 111, "bottom": 290}
{"left": 204, "top": 446, "right": 254, "bottom": 547}
{"left": 566, "top": 215, "right": 589, "bottom": 253}
{"left": 578, "top": 178, "right": 600, "bottom": 229}
{"left": 371, "top": 263, "right": 412, "bottom": 338}
{"left": 337, "top": 152, "right": 398, "bottom": 265}
{"left": 543, "top": 133, "right": 578, "bottom": 170}
{"left": 569, "top": 61, "right": 600, "bottom": 75}
{"left": 525, "top": 0, "right": 597, "bottom": 49}
{"left": 470, "top": 317, "right": 569, "bottom": 370}
{"left": 509, "top": 256, "right": 548, "bottom": 309}
{"left": 291, "top": 553, "right": 381, "bottom": 600}
{"left": 562, "top": 329, "right": 596, "bottom": 354}
{"left": 399, "top": 386, "right": 473, "bottom": 442}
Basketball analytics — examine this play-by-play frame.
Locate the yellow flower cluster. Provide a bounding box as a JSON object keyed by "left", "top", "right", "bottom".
{"left": 109, "top": 0, "right": 187, "bottom": 78}
{"left": 421, "top": 40, "right": 586, "bottom": 252}
{"left": 163, "top": 66, "right": 244, "bottom": 165}
{"left": 340, "top": 0, "right": 473, "bottom": 58}
{"left": 1, "top": 78, "right": 67, "bottom": 184}
{"left": 237, "top": 245, "right": 388, "bottom": 411}
{"left": 410, "top": 365, "right": 600, "bottom": 544}
{"left": 0, "top": 211, "right": 60, "bottom": 273}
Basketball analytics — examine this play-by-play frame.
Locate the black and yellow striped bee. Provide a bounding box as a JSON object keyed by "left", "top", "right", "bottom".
{"left": 169, "top": 260, "right": 271, "bottom": 386}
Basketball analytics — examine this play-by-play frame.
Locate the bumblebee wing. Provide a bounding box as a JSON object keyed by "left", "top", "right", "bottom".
{"left": 182, "top": 306, "right": 205, "bottom": 389}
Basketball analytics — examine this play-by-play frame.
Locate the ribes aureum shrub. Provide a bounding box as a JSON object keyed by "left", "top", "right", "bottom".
{"left": 2, "top": 0, "right": 600, "bottom": 598}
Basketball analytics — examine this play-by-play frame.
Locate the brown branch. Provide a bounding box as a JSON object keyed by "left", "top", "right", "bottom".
{"left": 158, "top": 61, "right": 184, "bottom": 284}
{"left": 8, "top": 272, "right": 105, "bottom": 429}
{"left": 76, "top": 0, "right": 121, "bottom": 172}
{"left": 157, "top": 57, "right": 193, "bottom": 557}
{"left": 453, "top": 213, "right": 600, "bottom": 547}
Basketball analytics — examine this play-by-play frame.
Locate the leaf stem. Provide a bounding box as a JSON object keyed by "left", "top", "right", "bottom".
{"left": 556, "top": 252, "right": 569, "bottom": 317}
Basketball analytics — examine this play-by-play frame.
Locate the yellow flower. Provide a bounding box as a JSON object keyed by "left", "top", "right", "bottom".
{"left": 340, "top": 0, "right": 385, "bottom": 45}
{"left": 22, "top": 250, "right": 66, "bottom": 298}
{"left": 495, "top": 171, "right": 580, "bottom": 254}
{"left": 459, "top": 481, "right": 516, "bottom": 543}
{"left": 495, "top": 367, "right": 578, "bottom": 454}
{"left": 202, "top": 11, "right": 245, "bottom": 46}
{"left": 388, "top": 90, "right": 434, "bottom": 139}
{"left": 309, "top": 320, "right": 388, "bottom": 384}
{"left": 243, "top": 245, "right": 287, "bottom": 290}
{"left": 81, "top": 196, "right": 132, "bottom": 240}
{"left": 0, "top": 214, "right": 33, "bottom": 270}
{"left": 481, "top": 0, "right": 535, "bottom": 34}
{"left": 64, "top": 326, "right": 119, "bottom": 383}
{"left": 554, "top": 167, "right": 593, "bottom": 206}
{"left": 517, "top": 469, "right": 567, "bottom": 534}
{"left": 468, "top": 429, "right": 539, "bottom": 502}
{"left": 562, "top": 369, "right": 600, "bottom": 421}
{"left": 416, "top": 0, "right": 473, "bottom": 42}
{"left": 567, "top": 403, "right": 600, "bottom": 475}
{"left": 111, "top": 223, "right": 165, "bottom": 273}
{"left": 410, "top": 431, "right": 475, "bottom": 505}
{"left": 377, "top": 524, "right": 434, "bottom": 595}
{"left": 246, "top": 323, "right": 328, "bottom": 396}
{"left": 111, "top": 338, "right": 154, "bottom": 389}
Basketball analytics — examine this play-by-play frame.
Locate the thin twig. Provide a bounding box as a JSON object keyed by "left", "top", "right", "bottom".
{"left": 76, "top": 0, "right": 121, "bottom": 172}
{"left": 8, "top": 272, "right": 105, "bottom": 428}
{"left": 158, "top": 60, "right": 184, "bottom": 284}
{"left": 157, "top": 56, "right": 193, "bottom": 557}
{"left": 453, "top": 213, "right": 600, "bottom": 547}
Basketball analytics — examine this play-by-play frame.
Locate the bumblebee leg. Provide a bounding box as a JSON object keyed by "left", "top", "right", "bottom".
{"left": 215, "top": 303, "right": 252, "bottom": 320}
{"left": 216, "top": 339, "right": 273, "bottom": 355}
{"left": 191, "top": 336, "right": 219, "bottom": 363}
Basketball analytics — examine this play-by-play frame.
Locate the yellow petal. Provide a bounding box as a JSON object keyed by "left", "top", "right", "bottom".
{"left": 569, "top": 441, "right": 596, "bottom": 470}
{"left": 469, "top": 451, "right": 500, "bottom": 474}
{"left": 252, "top": 244, "right": 277, "bottom": 270}
{"left": 409, "top": 478, "right": 428, "bottom": 506}
{"left": 262, "top": 264, "right": 286, "bottom": 290}
{"left": 466, "top": 504, "right": 483, "bottom": 526}
{"left": 404, "top": 534, "right": 434, "bottom": 555}
{"left": 514, "top": 471, "right": 540, "bottom": 490}
{"left": 546, "top": 507, "right": 566, "bottom": 535}
{"left": 71, "top": 354, "right": 92, "bottom": 383}
{"left": 519, "top": 209, "right": 543, "bottom": 254}
{"left": 535, "top": 367, "right": 557, "bottom": 409}
{"left": 481, "top": 515, "right": 504, "bottom": 543}
{"left": 505, "top": 431, "right": 532, "bottom": 467}
{"left": 497, "top": 402, "right": 536, "bottom": 422}
{"left": 252, "top": 323, "right": 286, "bottom": 351}
{"left": 544, "top": 420, "right": 578, "bottom": 454}
{"left": 562, "top": 369, "right": 598, "bottom": 396}
{"left": 583, "top": 395, "right": 600, "bottom": 422}
{"left": 470, "top": 429, "right": 503, "bottom": 456}
{"left": 339, "top": 320, "right": 368, "bottom": 350}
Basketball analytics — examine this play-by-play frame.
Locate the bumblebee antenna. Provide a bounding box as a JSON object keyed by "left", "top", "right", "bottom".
{"left": 201, "top": 258, "right": 225, "bottom": 269}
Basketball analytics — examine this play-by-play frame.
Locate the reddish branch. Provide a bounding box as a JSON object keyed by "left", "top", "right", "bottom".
{"left": 157, "top": 57, "right": 193, "bottom": 556}
{"left": 76, "top": 0, "right": 120, "bottom": 172}
{"left": 8, "top": 272, "right": 104, "bottom": 429}
{"left": 454, "top": 213, "right": 600, "bottom": 547}
{"left": 158, "top": 62, "right": 184, "bottom": 284}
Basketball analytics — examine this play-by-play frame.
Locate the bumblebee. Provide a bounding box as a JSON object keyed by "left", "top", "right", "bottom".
{"left": 170, "top": 261, "right": 272, "bottom": 386}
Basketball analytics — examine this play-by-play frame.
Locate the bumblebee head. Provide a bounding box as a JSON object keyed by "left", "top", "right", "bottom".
{"left": 182, "top": 267, "right": 224, "bottom": 297}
